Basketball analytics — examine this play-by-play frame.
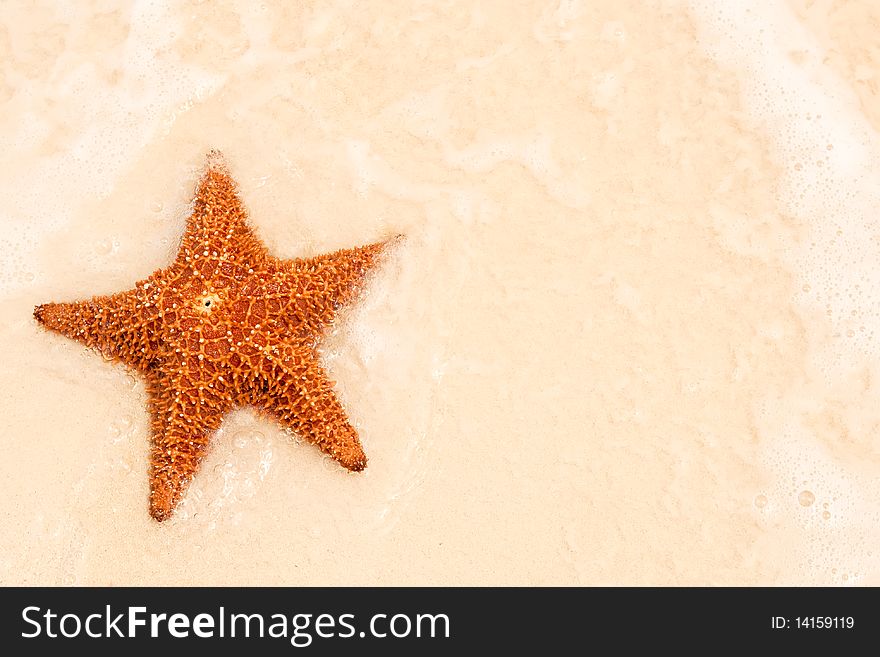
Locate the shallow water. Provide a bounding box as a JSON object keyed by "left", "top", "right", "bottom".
{"left": 0, "top": 0, "right": 877, "bottom": 585}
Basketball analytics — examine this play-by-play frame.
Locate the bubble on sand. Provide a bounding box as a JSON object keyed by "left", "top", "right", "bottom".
{"left": 798, "top": 490, "right": 815, "bottom": 507}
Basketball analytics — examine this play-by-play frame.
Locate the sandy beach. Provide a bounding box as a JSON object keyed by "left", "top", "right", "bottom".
{"left": 0, "top": 0, "right": 878, "bottom": 585}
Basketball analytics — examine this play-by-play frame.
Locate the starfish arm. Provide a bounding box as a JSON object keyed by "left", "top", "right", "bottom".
{"left": 146, "top": 355, "right": 231, "bottom": 521}
{"left": 251, "top": 347, "right": 367, "bottom": 471}
{"left": 34, "top": 287, "right": 160, "bottom": 372}
{"left": 177, "top": 151, "right": 267, "bottom": 267}
{"left": 273, "top": 238, "right": 396, "bottom": 334}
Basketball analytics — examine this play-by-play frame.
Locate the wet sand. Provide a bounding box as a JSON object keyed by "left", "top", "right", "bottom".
{"left": 0, "top": 0, "right": 877, "bottom": 585}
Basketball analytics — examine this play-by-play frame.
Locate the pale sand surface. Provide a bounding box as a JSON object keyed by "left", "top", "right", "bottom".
{"left": 0, "top": 0, "right": 878, "bottom": 585}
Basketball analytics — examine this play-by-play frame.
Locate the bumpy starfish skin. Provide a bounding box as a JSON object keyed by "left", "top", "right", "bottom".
{"left": 34, "top": 153, "right": 394, "bottom": 521}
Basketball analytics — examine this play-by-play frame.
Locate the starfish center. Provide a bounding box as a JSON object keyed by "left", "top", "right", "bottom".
{"left": 195, "top": 292, "right": 222, "bottom": 314}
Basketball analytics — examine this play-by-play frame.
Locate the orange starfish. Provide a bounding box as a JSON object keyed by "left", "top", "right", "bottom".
{"left": 34, "top": 152, "right": 396, "bottom": 521}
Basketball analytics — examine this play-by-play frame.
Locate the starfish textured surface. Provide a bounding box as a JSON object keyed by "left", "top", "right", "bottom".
{"left": 34, "top": 152, "right": 395, "bottom": 521}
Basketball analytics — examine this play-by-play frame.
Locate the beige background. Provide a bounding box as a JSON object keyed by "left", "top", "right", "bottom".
{"left": 1, "top": 0, "right": 878, "bottom": 585}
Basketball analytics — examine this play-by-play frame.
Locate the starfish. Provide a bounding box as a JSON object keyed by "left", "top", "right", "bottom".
{"left": 34, "top": 151, "right": 396, "bottom": 521}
